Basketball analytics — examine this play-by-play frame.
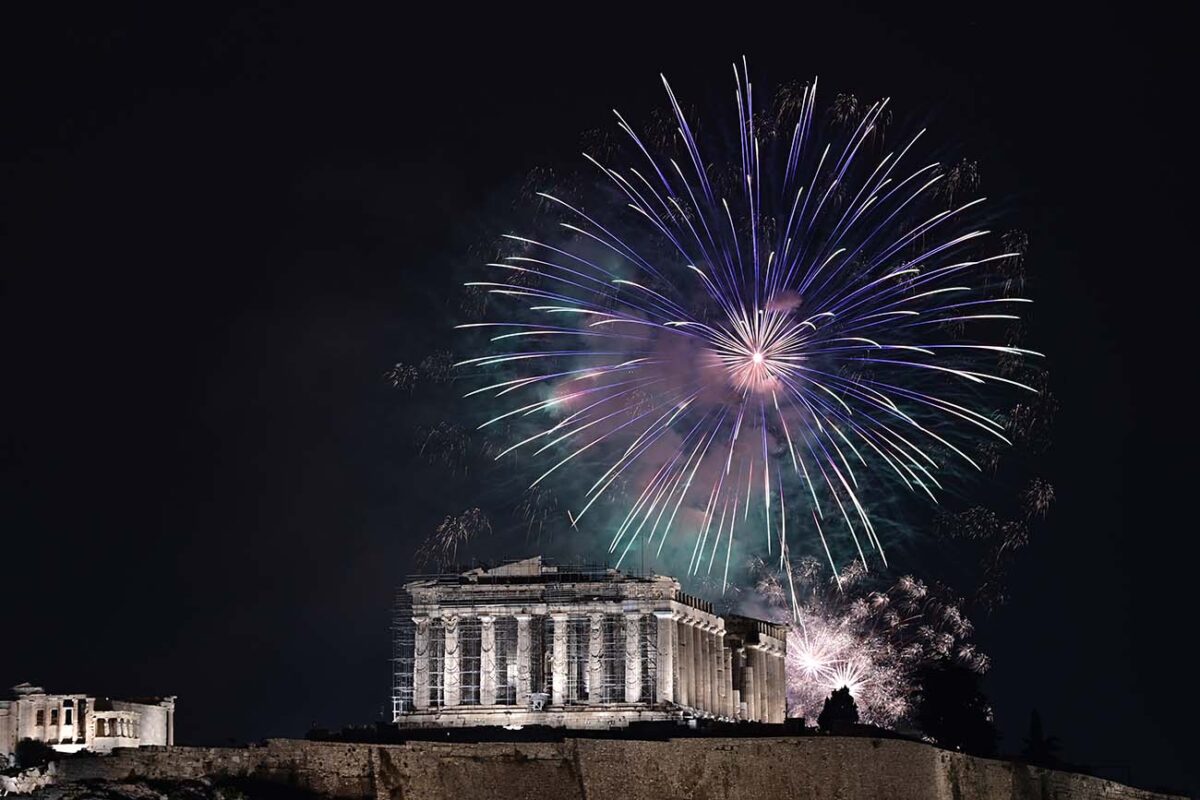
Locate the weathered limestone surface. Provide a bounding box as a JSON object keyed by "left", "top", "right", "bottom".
{"left": 50, "top": 737, "right": 1182, "bottom": 800}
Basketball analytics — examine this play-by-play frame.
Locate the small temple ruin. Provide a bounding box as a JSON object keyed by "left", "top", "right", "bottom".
{"left": 1, "top": 682, "right": 175, "bottom": 761}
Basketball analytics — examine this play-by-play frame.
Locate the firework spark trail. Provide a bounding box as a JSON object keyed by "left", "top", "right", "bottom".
{"left": 457, "top": 62, "right": 1039, "bottom": 580}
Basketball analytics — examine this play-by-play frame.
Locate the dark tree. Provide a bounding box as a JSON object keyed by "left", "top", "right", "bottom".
{"left": 13, "top": 738, "right": 55, "bottom": 769}
{"left": 915, "top": 664, "right": 997, "bottom": 756}
{"left": 1020, "top": 709, "right": 1062, "bottom": 767}
{"left": 817, "top": 686, "right": 860, "bottom": 732}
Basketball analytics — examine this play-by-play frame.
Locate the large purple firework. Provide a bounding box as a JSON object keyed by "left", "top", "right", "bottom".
{"left": 457, "top": 61, "right": 1039, "bottom": 583}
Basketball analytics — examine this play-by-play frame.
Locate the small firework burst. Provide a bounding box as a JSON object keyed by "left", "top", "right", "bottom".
{"left": 1021, "top": 477, "right": 1056, "bottom": 519}
{"left": 416, "top": 421, "right": 472, "bottom": 475}
{"left": 384, "top": 363, "right": 420, "bottom": 392}
{"left": 414, "top": 508, "right": 492, "bottom": 571}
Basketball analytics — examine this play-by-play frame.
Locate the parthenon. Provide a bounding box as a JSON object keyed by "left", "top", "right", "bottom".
{"left": 392, "top": 557, "right": 787, "bottom": 728}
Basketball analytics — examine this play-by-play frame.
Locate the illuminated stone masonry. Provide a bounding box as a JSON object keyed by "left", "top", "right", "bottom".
{"left": 0, "top": 682, "right": 175, "bottom": 762}
{"left": 391, "top": 557, "right": 787, "bottom": 729}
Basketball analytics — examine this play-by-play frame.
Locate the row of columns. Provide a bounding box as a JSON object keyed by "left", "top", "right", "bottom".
{"left": 657, "top": 611, "right": 735, "bottom": 718}
{"left": 410, "top": 609, "right": 785, "bottom": 721}
{"left": 740, "top": 643, "right": 787, "bottom": 723}
{"left": 413, "top": 611, "right": 647, "bottom": 710}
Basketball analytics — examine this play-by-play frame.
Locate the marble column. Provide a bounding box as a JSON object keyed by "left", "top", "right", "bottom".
{"left": 587, "top": 613, "right": 605, "bottom": 703}
{"left": 413, "top": 616, "right": 431, "bottom": 710}
{"left": 689, "top": 618, "right": 701, "bottom": 708}
{"left": 677, "top": 616, "right": 692, "bottom": 707}
{"left": 697, "top": 623, "right": 711, "bottom": 713}
{"left": 653, "top": 611, "right": 675, "bottom": 703}
{"left": 763, "top": 648, "right": 775, "bottom": 722}
{"left": 443, "top": 614, "right": 461, "bottom": 707}
{"left": 723, "top": 645, "right": 734, "bottom": 718}
{"left": 743, "top": 656, "right": 757, "bottom": 721}
{"left": 479, "top": 615, "right": 497, "bottom": 706}
{"left": 755, "top": 647, "right": 769, "bottom": 722}
{"left": 775, "top": 650, "right": 787, "bottom": 722}
{"left": 624, "top": 612, "right": 642, "bottom": 703}
{"left": 707, "top": 628, "right": 719, "bottom": 714}
{"left": 551, "top": 613, "right": 569, "bottom": 705}
{"left": 671, "top": 613, "right": 683, "bottom": 704}
{"left": 515, "top": 614, "right": 532, "bottom": 706}
{"left": 766, "top": 649, "right": 776, "bottom": 722}
{"left": 715, "top": 630, "right": 726, "bottom": 717}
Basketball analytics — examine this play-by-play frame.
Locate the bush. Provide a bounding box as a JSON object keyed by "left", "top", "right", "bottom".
{"left": 915, "top": 664, "right": 997, "bottom": 756}
{"left": 13, "top": 738, "right": 56, "bottom": 769}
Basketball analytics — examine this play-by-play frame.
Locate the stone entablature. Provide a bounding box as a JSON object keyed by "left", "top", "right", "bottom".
{"left": 0, "top": 682, "right": 175, "bottom": 762}
{"left": 391, "top": 557, "right": 787, "bottom": 729}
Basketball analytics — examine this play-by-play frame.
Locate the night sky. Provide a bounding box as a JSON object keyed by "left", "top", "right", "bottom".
{"left": 2, "top": 6, "right": 1192, "bottom": 796}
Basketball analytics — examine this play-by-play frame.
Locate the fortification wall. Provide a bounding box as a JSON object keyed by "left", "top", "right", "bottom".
{"left": 52, "top": 736, "right": 1181, "bottom": 800}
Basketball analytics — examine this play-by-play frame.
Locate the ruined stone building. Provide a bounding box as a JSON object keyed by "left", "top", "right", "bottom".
{"left": 0, "top": 682, "right": 175, "bottom": 760}
{"left": 391, "top": 557, "right": 787, "bottom": 728}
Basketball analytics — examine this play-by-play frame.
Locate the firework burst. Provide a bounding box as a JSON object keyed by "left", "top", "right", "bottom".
{"left": 457, "top": 60, "right": 1040, "bottom": 583}
{"left": 758, "top": 557, "right": 985, "bottom": 726}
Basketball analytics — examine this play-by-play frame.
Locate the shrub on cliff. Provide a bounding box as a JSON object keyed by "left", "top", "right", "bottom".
{"left": 915, "top": 664, "right": 997, "bottom": 756}
{"left": 13, "top": 738, "right": 55, "bottom": 769}
{"left": 1019, "top": 710, "right": 1062, "bottom": 767}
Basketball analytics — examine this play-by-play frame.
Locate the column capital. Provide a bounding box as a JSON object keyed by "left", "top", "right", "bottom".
{"left": 624, "top": 609, "right": 643, "bottom": 619}
{"left": 478, "top": 614, "right": 496, "bottom": 624}
{"left": 550, "top": 611, "right": 570, "bottom": 622}
{"left": 652, "top": 609, "right": 674, "bottom": 620}
{"left": 513, "top": 613, "right": 533, "bottom": 622}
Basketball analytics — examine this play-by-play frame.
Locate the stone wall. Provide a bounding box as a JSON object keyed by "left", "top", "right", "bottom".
{"left": 51, "top": 737, "right": 1183, "bottom": 800}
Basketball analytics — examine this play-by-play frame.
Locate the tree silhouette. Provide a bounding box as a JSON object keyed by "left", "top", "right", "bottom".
{"left": 13, "top": 738, "right": 55, "bottom": 769}
{"left": 1020, "top": 709, "right": 1062, "bottom": 767}
{"left": 915, "top": 664, "right": 997, "bottom": 756}
{"left": 817, "top": 686, "right": 860, "bottom": 732}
